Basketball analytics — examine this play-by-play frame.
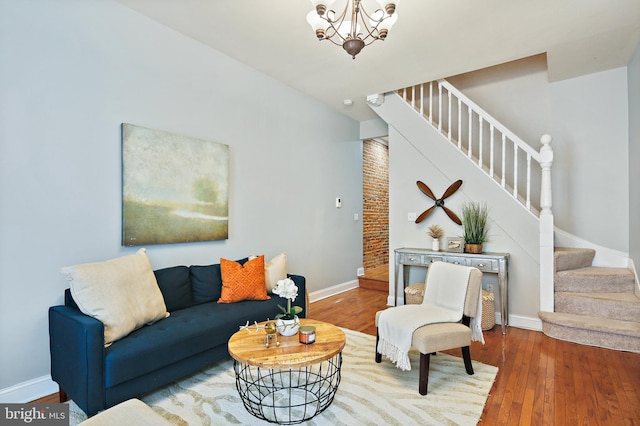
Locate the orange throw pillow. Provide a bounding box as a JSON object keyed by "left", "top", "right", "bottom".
{"left": 218, "top": 255, "right": 270, "bottom": 303}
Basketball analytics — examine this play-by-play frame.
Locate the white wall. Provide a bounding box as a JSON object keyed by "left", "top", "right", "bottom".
{"left": 629, "top": 42, "right": 640, "bottom": 273}
{"left": 448, "top": 56, "right": 630, "bottom": 252}
{"left": 0, "top": 1, "right": 361, "bottom": 399}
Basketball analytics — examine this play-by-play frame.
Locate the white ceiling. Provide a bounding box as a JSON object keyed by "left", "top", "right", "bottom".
{"left": 116, "top": 0, "right": 640, "bottom": 122}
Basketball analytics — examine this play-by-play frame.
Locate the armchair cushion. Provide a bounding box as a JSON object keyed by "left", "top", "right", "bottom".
{"left": 411, "top": 323, "right": 471, "bottom": 354}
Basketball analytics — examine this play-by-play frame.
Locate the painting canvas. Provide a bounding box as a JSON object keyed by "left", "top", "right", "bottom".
{"left": 122, "top": 124, "right": 229, "bottom": 246}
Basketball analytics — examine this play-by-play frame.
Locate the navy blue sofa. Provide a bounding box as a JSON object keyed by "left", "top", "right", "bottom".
{"left": 48, "top": 259, "right": 307, "bottom": 416}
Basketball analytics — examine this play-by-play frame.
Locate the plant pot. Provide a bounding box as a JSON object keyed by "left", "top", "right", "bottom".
{"left": 431, "top": 238, "right": 440, "bottom": 251}
{"left": 276, "top": 316, "right": 300, "bottom": 336}
{"left": 464, "top": 243, "right": 483, "bottom": 254}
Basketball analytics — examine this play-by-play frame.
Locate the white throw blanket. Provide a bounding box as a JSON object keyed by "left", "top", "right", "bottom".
{"left": 377, "top": 262, "right": 484, "bottom": 371}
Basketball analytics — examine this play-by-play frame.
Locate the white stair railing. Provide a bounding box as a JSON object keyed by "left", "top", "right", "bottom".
{"left": 398, "top": 79, "right": 555, "bottom": 312}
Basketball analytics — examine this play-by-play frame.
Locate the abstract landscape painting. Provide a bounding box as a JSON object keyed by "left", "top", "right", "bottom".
{"left": 122, "top": 124, "right": 229, "bottom": 246}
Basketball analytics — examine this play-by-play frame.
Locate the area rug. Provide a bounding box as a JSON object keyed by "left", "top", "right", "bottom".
{"left": 69, "top": 328, "right": 498, "bottom": 425}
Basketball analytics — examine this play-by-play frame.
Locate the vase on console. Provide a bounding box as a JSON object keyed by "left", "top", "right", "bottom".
{"left": 427, "top": 224, "right": 444, "bottom": 252}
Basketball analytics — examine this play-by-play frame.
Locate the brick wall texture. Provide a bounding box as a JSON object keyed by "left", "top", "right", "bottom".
{"left": 362, "top": 140, "right": 389, "bottom": 271}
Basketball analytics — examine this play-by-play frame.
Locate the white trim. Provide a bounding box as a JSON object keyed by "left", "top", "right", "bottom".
{"left": 0, "top": 375, "right": 58, "bottom": 403}
{"left": 554, "top": 227, "right": 629, "bottom": 268}
{"left": 387, "top": 295, "right": 395, "bottom": 306}
{"left": 308, "top": 280, "right": 359, "bottom": 303}
{"left": 499, "top": 313, "right": 543, "bottom": 332}
{"left": 630, "top": 258, "right": 640, "bottom": 297}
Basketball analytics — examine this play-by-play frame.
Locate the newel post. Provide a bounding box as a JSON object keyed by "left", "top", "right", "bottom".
{"left": 538, "top": 134, "right": 555, "bottom": 312}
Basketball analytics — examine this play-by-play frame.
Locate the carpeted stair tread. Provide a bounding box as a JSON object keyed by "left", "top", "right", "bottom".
{"left": 554, "top": 247, "right": 595, "bottom": 272}
{"left": 539, "top": 311, "right": 640, "bottom": 352}
{"left": 554, "top": 292, "right": 640, "bottom": 322}
{"left": 555, "top": 266, "right": 635, "bottom": 293}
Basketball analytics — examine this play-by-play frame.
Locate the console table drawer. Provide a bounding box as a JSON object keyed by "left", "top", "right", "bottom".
{"left": 468, "top": 259, "right": 498, "bottom": 272}
{"left": 444, "top": 256, "right": 468, "bottom": 266}
{"left": 399, "top": 254, "right": 425, "bottom": 265}
{"left": 425, "top": 255, "right": 445, "bottom": 264}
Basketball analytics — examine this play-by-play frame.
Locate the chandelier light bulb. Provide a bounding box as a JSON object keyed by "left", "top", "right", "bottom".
{"left": 307, "top": 10, "right": 329, "bottom": 39}
{"left": 376, "top": 12, "right": 397, "bottom": 38}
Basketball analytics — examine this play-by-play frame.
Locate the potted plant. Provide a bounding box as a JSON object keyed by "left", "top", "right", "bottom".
{"left": 427, "top": 224, "right": 444, "bottom": 251}
{"left": 272, "top": 278, "right": 303, "bottom": 336}
{"left": 461, "top": 202, "right": 489, "bottom": 254}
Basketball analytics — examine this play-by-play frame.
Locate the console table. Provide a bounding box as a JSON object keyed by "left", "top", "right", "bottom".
{"left": 394, "top": 247, "right": 510, "bottom": 334}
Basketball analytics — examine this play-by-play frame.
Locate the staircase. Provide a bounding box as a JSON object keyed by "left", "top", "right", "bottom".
{"left": 539, "top": 247, "right": 640, "bottom": 352}
{"left": 371, "top": 80, "right": 638, "bottom": 349}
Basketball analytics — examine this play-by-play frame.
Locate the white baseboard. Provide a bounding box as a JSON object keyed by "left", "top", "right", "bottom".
{"left": 0, "top": 375, "right": 58, "bottom": 403}
{"left": 498, "top": 313, "right": 542, "bottom": 331}
{"left": 308, "top": 280, "right": 359, "bottom": 303}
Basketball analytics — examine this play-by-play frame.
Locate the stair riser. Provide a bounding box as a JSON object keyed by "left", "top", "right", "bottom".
{"left": 541, "top": 321, "right": 640, "bottom": 353}
{"left": 554, "top": 249, "right": 595, "bottom": 272}
{"left": 555, "top": 275, "right": 634, "bottom": 293}
{"left": 555, "top": 295, "right": 640, "bottom": 322}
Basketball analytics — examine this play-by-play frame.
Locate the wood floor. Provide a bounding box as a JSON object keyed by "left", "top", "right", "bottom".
{"left": 309, "top": 287, "right": 640, "bottom": 426}
{"left": 34, "top": 287, "right": 640, "bottom": 425}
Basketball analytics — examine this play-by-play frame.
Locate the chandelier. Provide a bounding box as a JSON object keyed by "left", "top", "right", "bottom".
{"left": 306, "top": 0, "right": 399, "bottom": 59}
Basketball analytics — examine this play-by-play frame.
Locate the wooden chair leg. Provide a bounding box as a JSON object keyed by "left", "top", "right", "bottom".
{"left": 461, "top": 346, "right": 474, "bottom": 375}
{"left": 375, "top": 329, "right": 382, "bottom": 363}
{"left": 59, "top": 388, "right": 68, "bottom": 403}
{"left": 419, "top": 352, "right": 430, "bottom": 395}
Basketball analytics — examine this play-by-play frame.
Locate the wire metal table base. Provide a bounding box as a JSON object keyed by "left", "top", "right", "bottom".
{"left": 233, "top": 353, "right": 342, "bottom": 424}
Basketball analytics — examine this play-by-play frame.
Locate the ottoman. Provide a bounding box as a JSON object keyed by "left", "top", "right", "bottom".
{"left": 79, "top": 399, "right": 171, "bottom": 426}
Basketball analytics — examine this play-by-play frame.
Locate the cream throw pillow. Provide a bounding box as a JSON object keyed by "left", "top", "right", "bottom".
{"left": 248, "top": 253, "right": 287, "bottom": 293}
{"left": 265, "top": 253, "right": 287, "bottom": 293}
{"left": 62, "top": 248, "right": 169, "bottom": 346}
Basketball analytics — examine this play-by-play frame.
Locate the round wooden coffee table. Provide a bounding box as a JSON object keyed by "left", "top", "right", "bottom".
{"left": 228, "top": 319, "right": 346, "bottom": 424}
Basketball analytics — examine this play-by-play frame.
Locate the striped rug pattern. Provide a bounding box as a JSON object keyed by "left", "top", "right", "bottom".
{"left": 71, "top": 328, "right": 498, "bottom": 425}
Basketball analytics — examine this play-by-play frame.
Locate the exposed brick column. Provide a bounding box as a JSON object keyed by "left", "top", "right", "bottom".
{"left": 362, "top": 139, "right": 389, "bottom": 271}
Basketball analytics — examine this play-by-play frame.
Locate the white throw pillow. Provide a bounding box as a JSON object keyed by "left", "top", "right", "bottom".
{"left": 62, "top": 248, "right": 169, "bottom": 346}
{"left": 265, "top": 253, "right": 287, "bottom": 293}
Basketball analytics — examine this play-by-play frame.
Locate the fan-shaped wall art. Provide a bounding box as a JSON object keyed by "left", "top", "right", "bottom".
{"left": 415, "top": 180, "right": 463, "bottom": 224}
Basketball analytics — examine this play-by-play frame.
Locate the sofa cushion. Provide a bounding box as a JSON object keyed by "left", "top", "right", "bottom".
{"left": 103, "top": 297, "right": 284, "bottom": 388}
{"left": 218, "top": 256, "right": 270, "bottom": 303}
{"left": 190, "top": 258, "right": 248, "bottom": 305}
{"left": 61, "top": 248, "right": 169, "bottom": 346}
{"left": 154, "top": 266, "right": 193, "bottom": 312}
{"left": 265, "top": 253, "right": 287, "bottom": 293}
